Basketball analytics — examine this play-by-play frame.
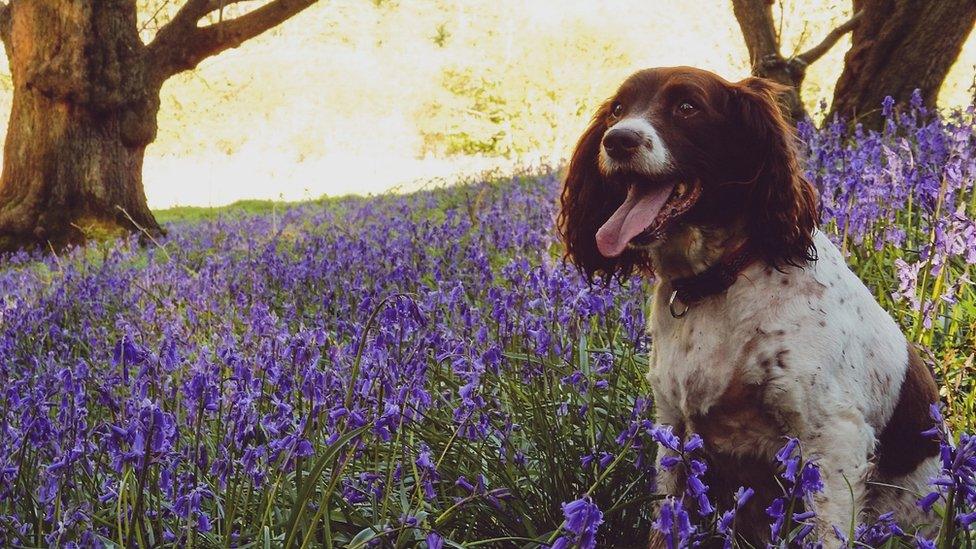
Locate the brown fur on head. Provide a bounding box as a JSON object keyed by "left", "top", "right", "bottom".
{"left": 558, "top": 100, "right": 654, "bottom": 283}
{"left": 734, "top": 77, "right": 819, "bottom": 269}
{"left": 558, "top": 67, "right": 819, "bottom": 282}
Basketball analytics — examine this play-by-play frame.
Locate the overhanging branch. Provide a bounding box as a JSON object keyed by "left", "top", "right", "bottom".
{"left": 148, "top": 0, "right": 316, "bottom": 79}
{"left": 168, "top": 0, "right": 217, "bottom": 29}
{"left": 191, "top": 0, "right": 316, "bottom": 60}
{"left": 163, "top": 0, "right": 255, "bottom": 31}
{"left": 794, "top": 10, "right": 863, "bottom": 66}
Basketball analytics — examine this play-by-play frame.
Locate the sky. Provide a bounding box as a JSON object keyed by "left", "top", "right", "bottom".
{"left": 2, "top": 0, "right": 974, "bottom": 208}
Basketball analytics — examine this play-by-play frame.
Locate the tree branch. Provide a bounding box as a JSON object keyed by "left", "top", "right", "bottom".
{"left": 730, "top": 0, "right": 807, "bottom": 121}
{"left": 169, "top": 0, "right": 216, "bottom": 27}
{"left": 192, "top": 0, "right": 316, "bottom": 58}
{"left": 794, "top": 10, "right": 863, "bottom": 66}
{"left": 148, "top": 0, "right": 316, "bottom": 79}
{"left": 164, "top": 0, "right": 256, "bottom": 31}
{"left": 730, "top": 0, "right": 781, "bottom": 66}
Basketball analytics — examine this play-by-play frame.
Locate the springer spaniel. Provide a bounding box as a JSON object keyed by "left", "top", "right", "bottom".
{"left": 558, "top": 67, "right": 940, "bottom": 543}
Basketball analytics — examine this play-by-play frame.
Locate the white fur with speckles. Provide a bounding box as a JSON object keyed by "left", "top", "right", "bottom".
{"left": 648, "top": 230, "right": 937, "bottom": 537}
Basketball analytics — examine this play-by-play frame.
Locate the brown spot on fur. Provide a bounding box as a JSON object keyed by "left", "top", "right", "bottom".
{"left": 689, "top": 379, "right": 785, "bottom": 545}
{"left": 701, "top": 452, "right": 784, "bottom": 545}
{"left": 775, "top": 349, "right": 789, "bottom": 369}
{"left": 737, "top": 330, "right": 765, "bottom": 368}
{"left": 818, "top": 320, "right": 827, "bottom": 327}
{"left": 798, "top": 278, "right": 826, "bottom": 298}
{"left": 875, "top": 343, "right": 940, "bottom": 478}
{"left": 871, "top": 370, "right": 884, "bottom": 390}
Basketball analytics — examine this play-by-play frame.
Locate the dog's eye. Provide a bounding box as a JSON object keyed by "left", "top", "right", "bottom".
{"left": 676, "top": 102, "right": 697, "bottom": 116}
{"left": 610, "top": 102, "right": 624, "bottom": 118}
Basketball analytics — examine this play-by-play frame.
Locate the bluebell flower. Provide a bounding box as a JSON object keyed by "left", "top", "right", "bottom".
{"left": 766, "top": 497, "right": 786, "bottom": 540}
{"left": 882, "top": 95, "right": 896, "bottom": 117}
{"left": 735, "top": 487, "right": 754, "bottom": 507}
{"left": 558, "top": 497, "right": 604, "bottom": 549}
{"left": 426, "top": 532, "right": 444, "bottom": 549}
{"left": 799, "top": 462, "right": 824, "bottom": 495}
{"left": 776, "top": 438, "right": 799, "bottom": 463}
{"left": 654, "top": 497, "right": 695, "bottom": 548}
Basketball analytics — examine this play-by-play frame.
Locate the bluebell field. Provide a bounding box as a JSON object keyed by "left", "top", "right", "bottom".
{"left": 1, "top": 97, "right": 974, "bottom": 548}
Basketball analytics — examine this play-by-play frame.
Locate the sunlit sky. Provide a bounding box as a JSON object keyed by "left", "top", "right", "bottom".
{"left": 3, "top": 0, "right": 975, "bottom": 208}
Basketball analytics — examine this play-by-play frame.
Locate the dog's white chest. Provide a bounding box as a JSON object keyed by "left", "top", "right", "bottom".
{"left": 647, "top": 305, "right": 743, "bottom": 419}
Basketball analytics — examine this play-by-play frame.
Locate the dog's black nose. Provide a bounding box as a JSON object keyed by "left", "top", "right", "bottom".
{"left": 602, "top": 128, "right": 643, "bottom": 160}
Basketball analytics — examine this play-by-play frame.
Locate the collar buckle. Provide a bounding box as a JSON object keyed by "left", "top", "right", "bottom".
{"left": 668, "top": 290, "right": 690, "bottom": 318}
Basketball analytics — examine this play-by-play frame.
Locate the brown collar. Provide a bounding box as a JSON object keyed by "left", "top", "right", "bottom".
{"left": 669, "top": 242, "right": 758, "bottom": 309}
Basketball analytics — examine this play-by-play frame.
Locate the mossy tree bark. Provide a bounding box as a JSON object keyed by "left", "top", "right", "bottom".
{"left": 828, "top": 0, "right": 976, "bottom": 129}
{"left": 0, "top": 0, "right": 316, "bottom": 252}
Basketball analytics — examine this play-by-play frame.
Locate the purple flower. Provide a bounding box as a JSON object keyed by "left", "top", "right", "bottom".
{"left": 959, "top": 511, "right": 976, "bottom": 528}
{"left": 799, "top": 462, "right": 824, "bottom": 495}
{"left": 650, "top": 425, "right": 682, "bottom": 453}
{"left": 415, "top": 443, "right": 440, "bottom": 500}
{"left": 881, "top": 95, "right": 896, "bottom": 117}
{"left": 1, "top": 103, "right": 974, "bottom": 546}
{"left": 654, "top": 497, "right": 695, "bottom": 548}
{"left": 197, "top": 513, "right": 212, "bottom": 533}
{"left": 918, "top": 491, "right": 940, "bottom": 512}
{"left": 456, "top": 475, "right": 475, "bottom": 493}
{"left": 558, "top": 497, "right": 604, "bottom": 549}
{"left": 766, "top": 497, "right": 786, "bottom": 539}
{"left": 855, "top": 511, "right": 904, "bottom": 545}
{"left": 426, "top": 532, "right": 444, "bottom": 549}
{"left": 736, "top": 487, "right": 754, "bottom": 507}
{"left": 776, "top": 438, "right": 799, "bottom": 463}
{"left": 550, "top": 537, "right": 570, "bottom": 549}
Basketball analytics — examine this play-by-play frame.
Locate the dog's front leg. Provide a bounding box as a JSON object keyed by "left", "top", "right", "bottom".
{"left": 648, "top": 417, "right": 684, "bottom": 549}
{"left": 653, "top": 444, "right": 682, "bottom": 496}
{"left": 650, "top": 397, "right": 685, "bottom": 497}
{"left": 800, "top": 412, "right": 874, "bottom": 541}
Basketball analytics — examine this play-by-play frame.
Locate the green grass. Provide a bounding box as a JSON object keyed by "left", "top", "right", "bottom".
{"left": 153, "top": 198, "right": 320, "bottom": 224}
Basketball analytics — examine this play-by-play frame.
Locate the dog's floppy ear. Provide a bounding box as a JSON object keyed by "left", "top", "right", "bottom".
{"left": 558, "top": 102, "right": 649, "bottom": 282}
{"left": 734, "top": 77, "right": 819, "bottom": 268}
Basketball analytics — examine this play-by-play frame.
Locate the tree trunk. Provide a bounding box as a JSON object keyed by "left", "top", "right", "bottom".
{"left": 0, "top": 1, "right": 163, "bottom": 252}
{"left": 731, "top": 0, "right": 807, "bottom": 121}
{"left": 0, "top": 0, "right": 317, "bottom": 253}
{"left": 829, "top": 0, "right": 976, "bottom": 128}
{"left": 731, "top": 0, "right": 862, "bottom": 123}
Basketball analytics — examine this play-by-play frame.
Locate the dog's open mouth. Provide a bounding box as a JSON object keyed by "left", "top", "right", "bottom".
{"left": 594, "top": 179, "right": 701, "bottom": 258}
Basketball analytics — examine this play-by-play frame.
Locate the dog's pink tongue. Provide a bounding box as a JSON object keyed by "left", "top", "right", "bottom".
{"left": 595, "top": 183, "right": 675, "bottom": 257}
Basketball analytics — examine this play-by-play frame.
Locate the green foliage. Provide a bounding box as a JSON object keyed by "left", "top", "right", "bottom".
{"left": 431, "top": 23, "right": 451, "bottom": 48}
{"left": 421, "top": 68, "right": 511, "bottom": 156}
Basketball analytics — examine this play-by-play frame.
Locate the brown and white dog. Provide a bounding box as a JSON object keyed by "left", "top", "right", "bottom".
{"left": 558, "top": 66, "right": 940, "bottom": 542}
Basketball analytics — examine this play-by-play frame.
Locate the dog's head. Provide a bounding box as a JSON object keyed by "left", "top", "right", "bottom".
{"left": 558, "top": 66, "right": 818, "bottom": 281}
